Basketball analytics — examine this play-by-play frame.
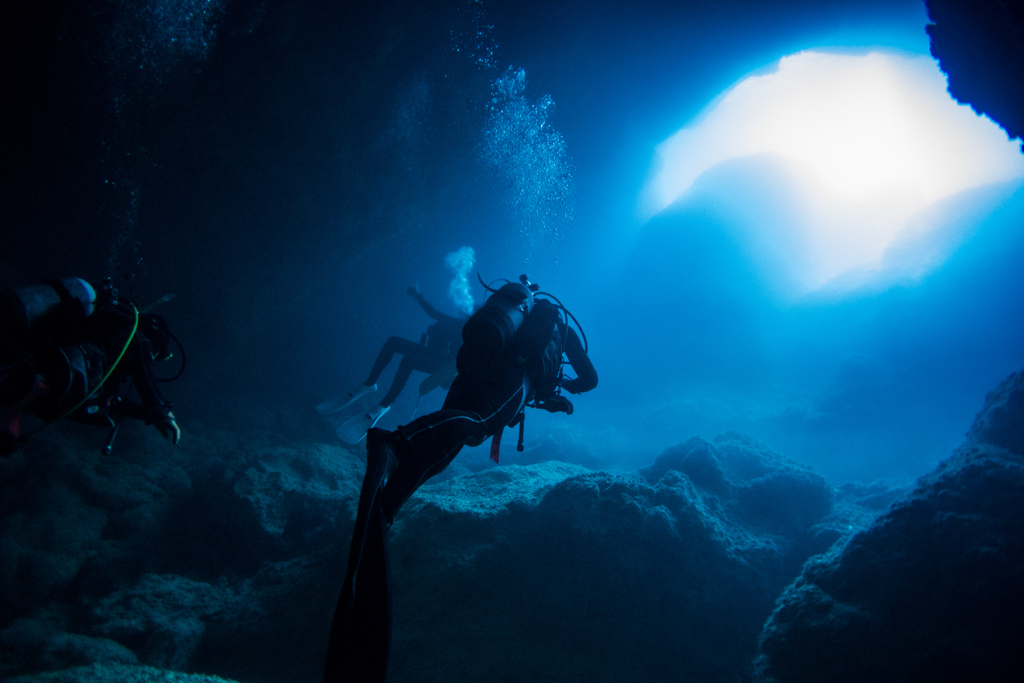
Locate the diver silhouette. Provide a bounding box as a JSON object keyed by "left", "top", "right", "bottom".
{"left": 0, "top": 278, "right": 182, "bottom": 457}
{"left": 322, "top": 284, "right": 468, "bottom": 445}
{"left": 323, "top": 275, "right": 597, "bottom": 683}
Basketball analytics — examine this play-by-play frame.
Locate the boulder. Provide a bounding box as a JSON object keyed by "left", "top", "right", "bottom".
{"left": 382, "top": 434, "right": 865, "bottom": 683}
{"left": 753, "top": 370, "right": 1024, "bottom": 682}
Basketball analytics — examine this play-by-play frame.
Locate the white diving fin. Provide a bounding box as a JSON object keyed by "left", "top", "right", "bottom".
{"left": 316, "top": 383, "right": 377, "bottom": 415}
{"left": 335, "top": 404, "right": 390, "bottom": 445}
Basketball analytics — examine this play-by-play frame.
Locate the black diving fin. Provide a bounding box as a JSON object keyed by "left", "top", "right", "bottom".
{"left": 324, "top": 430, "right": 394, "bottom": 683}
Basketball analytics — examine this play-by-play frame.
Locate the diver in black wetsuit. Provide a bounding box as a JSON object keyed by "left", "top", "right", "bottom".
{"left": 0, "top": 278, "right": 181, "bottom": 456}
{"left": 324, "top": 275, "right": 597, "bottom": 683}
{"left": 366, "top": 284, "right": 466, "bottom": 408}
{"left": 325, "top": 284, "right": 469, "bottom": 444}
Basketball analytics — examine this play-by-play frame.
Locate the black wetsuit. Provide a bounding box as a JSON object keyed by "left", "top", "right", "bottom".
{"left": 0, "top": 295, "right": 175, "bottom": 454}
{"left": 380, "top": 321, "right": 596, "bottom": 521}
{"left": 324, "top": 303, "right": 597, "bottom": 683}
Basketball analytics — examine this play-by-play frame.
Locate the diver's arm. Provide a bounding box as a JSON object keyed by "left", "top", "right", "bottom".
{"left": 122, "top": 324, "right": 180, "bottom": 444}
{"left": 407, "top": 285, "right": 444, "bottom": 321}
{"left": 407, "top": 286, "right": 460, "bottom": 324}
{"left": 560, "top": 326, "right": 597, "bottom": 394}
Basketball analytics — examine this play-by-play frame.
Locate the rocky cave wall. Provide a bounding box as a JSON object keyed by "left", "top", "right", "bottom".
{"left": 0, "top": 417, "right": 900, "bottom": 683}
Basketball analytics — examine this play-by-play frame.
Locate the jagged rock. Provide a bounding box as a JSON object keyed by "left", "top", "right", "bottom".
{"left": 187, "top": 551, "right": 349, "bottom": 683}
{"left": 967, "top": 369, "right": 1024, "bottom": 455}
{"left": 0, "top": 425, "right": 362, "bottom": 681}
{"left": 636, "top": 431, "right": 865, "bottom": 582}
{"left": 87, "top": 574, "right": 247, "bottom": 672}
{"left": 753, "top": 369, "right": 1024, "bottom": 682}
{"left": 510, "top": 428, "right": 607, "bottom": 470}
{"left": 927, "top": 0, "right": 1024, "bottom": 149}
{"left": 0, "top": 419, "right": 897, "bottom": 679}
{"left": 163, "top": 433, "right": 362, "bottom": 577}
{"left": 641, "top": 432, "right": 835, "bottom": 539}
{"left": 78, "top": 435, "right": 363, "bottom": 681}
{"left": 0, "top": 419, "right": 897, "bottom": 683}
{"left": 0, "top": 426, "right": 190, "bottom": 625}
{"left": 0, "top": 615, "right": 138, "bottom": 677}
{"left": 4, "top": 662, "right": 243, "bottom": 683}
{"left": 382, "top": 437, "right": 861, "bottom": 683}
{"left": 227, "top": 441, "right": 362, "bottom": 542}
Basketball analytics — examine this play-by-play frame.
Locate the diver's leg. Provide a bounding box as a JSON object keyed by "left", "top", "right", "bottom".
{"left": 323, "top": 500, "right": 391, "bottom": 683}
{"left": 379, "top": 371, "right": 527, "bottom": 522}
{"left": 336, "top": 431, "right": 392, "bottom": 607}
{"left": 351, "top": 504, "right": 391, "bottom": 681}
{"left": 378, "top": 346, "right": 441, "bottom": 407}
{"left": 325, "top": 372, "right": 526, "bottom": 681}
{"left": 378, "top": 357, "right": 414, "bottom": 408}
{"left": 319, "top": 338, "right": 422, "bottom": 417}
{"left": 324, "top": 431, "right": 394, "bottom": 683}
{"left": 364, "top": 337, "right": 422, "bottom": 386}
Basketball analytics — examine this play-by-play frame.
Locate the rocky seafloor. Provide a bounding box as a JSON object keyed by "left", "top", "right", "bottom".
{"left": 752, "top": 369, "right": 1024, "bottom": 682}
{"left": 3, "top": 367, "right": 1021, "bottom": 683}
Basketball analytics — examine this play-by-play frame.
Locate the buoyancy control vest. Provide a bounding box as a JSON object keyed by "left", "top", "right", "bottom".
{"left": 0, "top": 278, "right": 97, "bottom": 344}
{"left": 513, "top": 299, "right": 563, "bottom": 400}
{"left": 461, "top": 281, "right": 534, "bottom": 357}
{"left": 34, "top": 342, "right": 109, "bottom": 418}
{"left": 459, "top": 277, "right": 572, "bottom": 402}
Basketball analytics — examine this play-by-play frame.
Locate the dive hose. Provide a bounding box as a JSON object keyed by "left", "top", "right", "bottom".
{"left": 16, "top": 303, "right": 139, "bottom": 444}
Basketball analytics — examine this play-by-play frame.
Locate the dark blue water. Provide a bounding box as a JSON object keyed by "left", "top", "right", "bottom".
{"left": 3, "top": 0, "right": 1020, "bottom": 486}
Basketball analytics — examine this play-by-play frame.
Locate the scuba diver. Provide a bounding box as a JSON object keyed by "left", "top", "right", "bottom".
{"left": 321, "top": 284, "right": 469, "bottom": 445}
{"left": 0, "top": 277, "right": 183, "bottom": 457}
{"left": 323, "top": 275, "right": 597, "bottom": 683}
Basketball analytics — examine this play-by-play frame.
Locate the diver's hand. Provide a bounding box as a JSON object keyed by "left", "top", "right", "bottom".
{"left": 154, "top": 411, "right": 181, "bottom": 445}
{"left": 406, "top": 283, "right": 421, "bottom": 298}
{"left": 539, "top": 395, "right": 574, "bottom": 415}
{"left": 559, "top": 377, "right": 581, "bottom": 395}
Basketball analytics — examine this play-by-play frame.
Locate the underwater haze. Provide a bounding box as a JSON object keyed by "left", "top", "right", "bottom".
{"left": 4, "top": 0, "right": 1024, "bottom": 478}
{"left": 4, "top": 0, "right": 1024, "bottom": 681}
{"left": 4, "top": 0, "right": 1022, "bottom": 485}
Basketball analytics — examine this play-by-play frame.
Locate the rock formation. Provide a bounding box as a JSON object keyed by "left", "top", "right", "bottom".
{"left": 753, "top": 370, "right": 1024, "bottom": 682}
{"left": 1, "top": 418, "right": 898, "bottom": 682}
{"left": 927, "top": 0, "right": 1024, "bottom": 148}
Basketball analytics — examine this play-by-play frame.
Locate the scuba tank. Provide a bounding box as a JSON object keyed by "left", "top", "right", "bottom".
{"left": 461, "top": 278, "right": 535, "bottom": 356}
{"left": 0, "top": 278, "right": 97, "bottom": 342}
